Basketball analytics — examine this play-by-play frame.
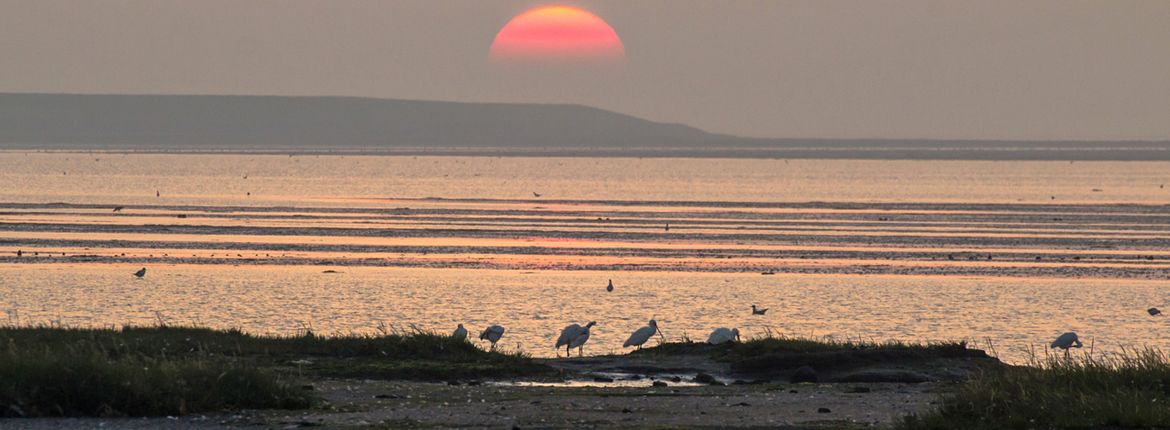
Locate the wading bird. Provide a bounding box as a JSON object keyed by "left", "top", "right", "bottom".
{"left": 751, "top": 305, "right": 768, "bottom": 315}
{"left": 555, "top": 323, "right": 584, "bottom": 357}
{"left": 1150, "top": 307, "right": 1162, "bottom": 316}
{"left": 568, "top": 321, "right": 596, "bottom": 357}
{"left": 133, "top": 268, "right": 147, "bottom": 278}
{"left": 1050, "top": 332, "right": 1083, "bottom": 357}
{"left": 623, "top": 319, "right": 661, "bottom": 350}
{"left": 452, "top": 323, "right": 467, "bottom": 341}
{"left": 708, "top": 327, "right": 740, "bottom": 345}
{"left": 479, "top": 325, "right": 505, "bottom": 351}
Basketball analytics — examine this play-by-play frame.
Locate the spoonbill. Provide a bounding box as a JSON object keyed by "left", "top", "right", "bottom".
{"left": 555, "top": 323, "right": 584, "bottom": 357}
{"left": 479, "top": 325, "right": 506, "bottom": 351}
{"left": 751, "top": 305, "right": 768, "bottom": 315}
{"left": 623, "top": 319, "right": 661, "bottom": 350}
{"left": 1149, "top": 307, "right": 1162, "bottom": 316}
{"left": 1050, "top": 332, "right": 1083, "bottom": 357}
{"left": 133, "top": 268, "right": 147, "bottom": 278}
{"left": 452, "top": 324, "right": 467, "bottom": 341}
{"left": 708, "top": 328, "right": 740, "bottom": 345}
{"left": 568, "top": 321, "right": 596, "bottom": 357}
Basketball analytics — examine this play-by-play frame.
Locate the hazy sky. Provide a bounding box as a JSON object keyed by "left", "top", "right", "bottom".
{"left": 2, "top": 1, "right": 1168, "bottom": 140}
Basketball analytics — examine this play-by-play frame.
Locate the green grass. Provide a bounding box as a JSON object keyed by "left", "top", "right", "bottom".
{"left": 901, "top": 349, "right": 1170, "bottom": 429}
{"left": 0, "top": 325, "right": 553, "bottom": 417}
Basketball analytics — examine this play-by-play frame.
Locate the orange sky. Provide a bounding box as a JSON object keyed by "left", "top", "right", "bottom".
{"left": 2, "top": 1, "right": 1169, "bottom": 140}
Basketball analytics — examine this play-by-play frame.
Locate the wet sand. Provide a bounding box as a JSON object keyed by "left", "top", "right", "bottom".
{"left": 2, "top": 199, "right": 1168, "bottom": 279}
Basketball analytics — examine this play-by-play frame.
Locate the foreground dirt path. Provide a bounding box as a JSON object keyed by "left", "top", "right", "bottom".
{"left": 2, "top": 379, "right": 946, "bottom": 429}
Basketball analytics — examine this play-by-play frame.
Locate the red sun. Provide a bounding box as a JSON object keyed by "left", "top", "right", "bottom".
{"left": 490, "top": 5, "right": 625, "bottom": 63}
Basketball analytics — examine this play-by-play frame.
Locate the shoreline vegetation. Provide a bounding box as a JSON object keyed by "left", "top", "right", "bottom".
{"left": 2, "top": 325, "right": 1168, "bottom": 429}
{"left": 0, "top": 325, "right": 548, "bottom": 417}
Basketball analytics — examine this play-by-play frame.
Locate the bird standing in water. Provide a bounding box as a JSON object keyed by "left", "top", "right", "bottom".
{"left": 623, "top": 319, "right": 662, "bottom": 350}
{"left": 568, "top": 321, "right": 596, "bottom": 357}
{"left": 479, "top": 325, "right": 506, "bottom": 351}
{"left": 1050, "top": 332, "right": 1083, "bottom": 358}
{"left": 555, "top": 323, "right": 584, "bottom": 357}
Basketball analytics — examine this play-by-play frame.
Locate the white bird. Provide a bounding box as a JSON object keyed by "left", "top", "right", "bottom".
{"left": 1050, "top": 332, "right": 1083, "bottom": 357}
{"left": 1149, "top": 307, "right": 1162, "bottom": 316}
{"left": 452, "top": 324, "right": 467, "bottom": 341}
{"left": 555, "top": 323, "right": 584, "bottom": 357}
{"left": 624, "top": 319, "right": 662, "bottom": 349}
{"left": 133, "top": 268, "right": 147, "bottom": 278}
{"left": 708, "top": 327, "right": 741, "bottom": 345}
{"left": 479, "top": 325, "right": 505, "bottom": 351}
{"left": 568, "top": 321, "right": 596, "bottom": 357}
{"left": 751, "top": 305, "right": 768, "bottom": 315}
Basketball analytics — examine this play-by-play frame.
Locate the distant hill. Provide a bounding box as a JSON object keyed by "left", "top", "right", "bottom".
{"left": 2, "top": 93, "right": 1168, "bottom": 160}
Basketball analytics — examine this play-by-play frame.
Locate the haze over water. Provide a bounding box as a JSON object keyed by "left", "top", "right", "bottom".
{"left": 1, "top": 152, "right": 1168, "bottom": 362}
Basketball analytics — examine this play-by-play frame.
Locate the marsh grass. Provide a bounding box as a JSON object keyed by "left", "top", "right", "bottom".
{"left": 0, "top": 324, "right": 550, "bottom": 417}
{"left": 901, "top": 348, "right": 1170, "bottom": 429}
{"left": 0, "top": 337, "right": 311, "bottom": 417}
{"left": 632, "top": 333, "right": 980, "bottom": 374}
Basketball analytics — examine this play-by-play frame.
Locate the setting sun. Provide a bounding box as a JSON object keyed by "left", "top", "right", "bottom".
{"left": 490, "top": 5, "right": 625, "bottom": 63}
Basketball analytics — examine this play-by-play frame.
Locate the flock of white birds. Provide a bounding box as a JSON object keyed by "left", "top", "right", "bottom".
{"left": 441, "top": 280, "right": 1158, "bottom": 358}
{"left": 442, "top": 280, "right": 756, "bottom": 356}
{"left": 129, "top": 269, "right": 1147, "bottom": 358}
{"left": 449, "top": 317, "right": 743, "bottom": 356}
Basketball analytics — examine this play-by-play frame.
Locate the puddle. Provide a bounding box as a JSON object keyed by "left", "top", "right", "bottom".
{"left": 492, "top": 372, "right": 713, "bottom": 388}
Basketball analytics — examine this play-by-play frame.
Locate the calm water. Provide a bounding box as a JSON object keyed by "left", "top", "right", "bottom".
{"left": 0, "top": 152, "right": 1168, "bottom": 361}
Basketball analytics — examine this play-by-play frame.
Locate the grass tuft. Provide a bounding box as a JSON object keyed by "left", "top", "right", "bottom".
{"left": 901, "top": 348, "right": 1170, "bottom": 429}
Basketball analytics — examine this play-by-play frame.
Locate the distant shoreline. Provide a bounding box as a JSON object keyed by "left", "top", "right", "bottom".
{"left": 5, "top": 146, "right": 1170, "bottom": 160}
{"left": 4, "top": 93, "right": 1169, "bottom": 160}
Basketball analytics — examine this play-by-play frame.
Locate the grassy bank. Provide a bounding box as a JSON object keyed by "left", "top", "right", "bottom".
{"left": 0, "top": 325, "right": 552, "bottom": 417}
{"left": 901, "top": 349, "right": 1170, "bottom": 429}
{"left": 631, "top": 336, "right": 989, "bottom": 381}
